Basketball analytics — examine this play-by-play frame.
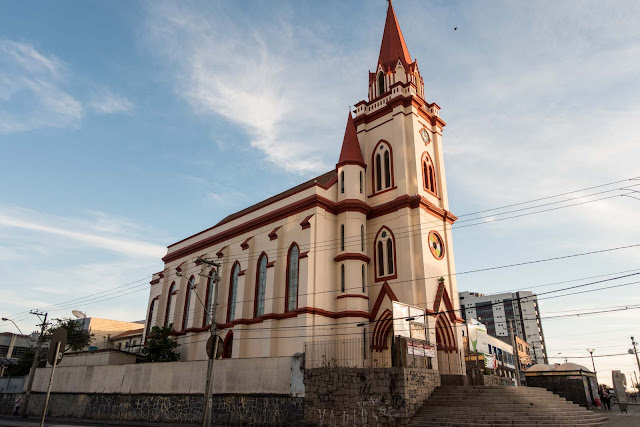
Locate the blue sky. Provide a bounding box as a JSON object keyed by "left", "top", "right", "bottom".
{"left": 1, "top": 1, "right": 640, "bottom": 384}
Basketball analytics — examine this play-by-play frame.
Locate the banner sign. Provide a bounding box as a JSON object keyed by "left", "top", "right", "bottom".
{"left": 484, "top": 354, "right": 497, "bottom": 369}
{"left": 407, "top": 340, "right": 436, "bottom": 358}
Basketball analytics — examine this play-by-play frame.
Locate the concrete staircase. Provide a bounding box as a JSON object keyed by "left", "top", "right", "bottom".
{"left": 410, "top": 385, "right": 607, "bottom": 426}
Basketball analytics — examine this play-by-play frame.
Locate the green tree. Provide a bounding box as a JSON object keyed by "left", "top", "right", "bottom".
{"left": 142, "top": 324, "right": 180, "bottom": 363}
{"left": 47, "top": 318, "right": 94, "bottom": 352}
{"left": 5, "top": 349, "right": 43, "bottom": 376}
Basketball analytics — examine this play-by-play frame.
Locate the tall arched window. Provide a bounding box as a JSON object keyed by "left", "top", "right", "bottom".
{"left": 359, "top": 171, "right": 363, "bottom": 194}
{"left": 146, "top": 297, "right": 158, "bottom": 339}
{"left": 375, "top": 154, "right": 382, "bottom": 190}
{"left": 422, "top": 153, "right": 438, "bottom": 196}
{"left": 203, "top": 269, "right": 216, "bottom": 327}
{"left": 373, "top": 141, "right": 393, "bottom": 193}
{"left": 386, "top": 238, "right": 394, "bottom": 275}
{"left": 228, "top": 262, "right": 240, "bottom": 322}
{"left": 341, "top": 264, "right": 345, "bottom": 292}
{"left": 361, "top": 264, "right": 366, "bottom": 292}
{"left": 360, "top": 225, "right": 365, "bottom": 251}
{"left": 164, "top": 282, "right": 176, "bottom": 328}
{"left": 340, "top": 170, "right": 345, "bottom": 194}
{"left": 286, "top": 243, "right": 300, "bottom": 311}
{"left": 374, "top": 226, "right": 397, "bottom": 281}
{"left": 255, "top": 254, "right": 267, "bottom": 317}
{"left": 384, "top": 151, "right": 391, "bottom": 188}
{"left": 377, "top": 72, "right": 385, "bottom": 96}
{"left": 182, "top": 275, "right": 195, "bottom": 330}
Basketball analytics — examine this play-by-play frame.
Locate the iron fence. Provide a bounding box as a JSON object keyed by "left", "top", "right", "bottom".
{"left": 304, "top": 338, "right": 392, "bottom": 368}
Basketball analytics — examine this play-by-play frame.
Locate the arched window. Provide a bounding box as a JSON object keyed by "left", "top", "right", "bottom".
{"left": 377, "top": 72, "right": 385, "bottom": 96}
{"left": 164, "top": 282, "right": 176, "bottom": 328}
{"left": 386, "top": 238, "right": 394, "bottom": 275}
{"left": 377, "top": 241, "right": 384, "bottom": 276}
{"left": 374, "top": 226, "right": 397, "bottom": 281}
{"left": 255, "top": 254, "right": 267, "bottom": 317}
{"left": 375, "top": 154, "right": 382, "bottom": 190}
{"left": 373, "top": 141, "right": 393, "bottom": 193}
{"left": 361, "top": 264, "right": 366, "bottom": 292}
{"left": 203, "top": 269, "right": 216, "bottom": 327}
{"left": 286, "top": 243, "right": 299, "bottom": 311}
{"left": 341, "top": 264, "right": 345, "bottom": 292}
{"left": 360, "top": 225, "right": 364, "bottom": 251}
{"left": 146, "top": 297, "right": 158, "bottom": 339}
{"left": 422, "top": 153, "right": 438, "bottom": 196}
{"left": 228, "top": 262, "right": 240, "bottom": 322}
{"left": 340, "top": 224, "right": 345, "bottom": 251}
{"left": 182, "top": 275, "right": 195, "bottom": 330}
{"left": 384, "top": 151, "right": 391, "bottom": 188}
{"left": 359, "top": 171, "right": 363, "bottom": 194}
{"left": 340, "top": 170, "right": 345, "bottom": 194}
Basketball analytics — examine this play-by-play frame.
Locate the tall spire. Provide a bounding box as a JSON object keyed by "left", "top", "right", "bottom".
{"left": 378, "top": 0, "right": 412, "bottom": 71}
{"left": 337, "top": 112, "right": 365, "bottom": 168}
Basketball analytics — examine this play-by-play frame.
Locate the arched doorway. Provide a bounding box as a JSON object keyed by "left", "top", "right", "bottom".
{"left": 436, "top": 315, "right": 461, "bottom": 374}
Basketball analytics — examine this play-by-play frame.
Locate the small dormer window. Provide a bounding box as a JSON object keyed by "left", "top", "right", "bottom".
{"left": 377, "top": 72, "right": 385, "bottom": 96}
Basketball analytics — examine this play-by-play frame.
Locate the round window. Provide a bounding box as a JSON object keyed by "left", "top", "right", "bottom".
{"left": 428, "top": 231, "right": 445, "bottom": 260}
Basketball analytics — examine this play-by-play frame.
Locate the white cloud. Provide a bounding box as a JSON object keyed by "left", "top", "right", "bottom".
{"left": 89, "top": 89, "right": 134, "bottom": 114}
{"left": 0, "top": 208, "right": 165, "bottom": 259}
{"left": 0, "top": 39, "right": 83, "bottom": 133}
{"left": 143, "top": 2, "right": 364, "bottom": 174}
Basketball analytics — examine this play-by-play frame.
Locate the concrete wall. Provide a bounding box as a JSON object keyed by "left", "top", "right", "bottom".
{"left": 305, "top": 367, "right": 440, "bottom": 426}
{"left": 58, "top": 350, "right": 138, "bottom": 367}
{"left": 31, "top": 356, "right": 298, "bottom": 395}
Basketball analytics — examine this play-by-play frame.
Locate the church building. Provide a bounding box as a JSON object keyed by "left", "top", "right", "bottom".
{"left": 144, "top": 2, "right": 465, "bottom": 375}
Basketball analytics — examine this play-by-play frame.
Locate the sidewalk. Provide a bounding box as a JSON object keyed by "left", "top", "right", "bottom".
{"left": 0, "top": 416, "right": 195, "bottom": 427}
{"left": 595, "top": 403, "right": 640, "bottom": 427}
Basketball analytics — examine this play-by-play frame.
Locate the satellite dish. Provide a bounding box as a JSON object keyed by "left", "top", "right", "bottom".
{"left": 72, "top": 310, "right": 86, "bottom": 319}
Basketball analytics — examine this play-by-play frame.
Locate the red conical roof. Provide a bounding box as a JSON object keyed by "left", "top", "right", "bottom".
{"left": 378, "top": 1, "right": 412, "bottom": 71}
{"left": 337, "top": 112, "right": 365, "bottom": 169}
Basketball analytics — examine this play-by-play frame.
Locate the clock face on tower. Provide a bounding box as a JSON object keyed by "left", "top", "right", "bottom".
{"left": 419, "top": 128, "right": 430, "bottom": 145}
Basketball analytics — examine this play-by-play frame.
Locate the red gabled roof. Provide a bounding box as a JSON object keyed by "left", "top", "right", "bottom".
{"left": 337, "top": 112, "right": 365, "bottom": 169}
{"left": 378, "top": 1, "right": 412, "bottom": 71}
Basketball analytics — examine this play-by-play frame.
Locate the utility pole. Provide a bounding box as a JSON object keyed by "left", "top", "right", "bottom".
{"left": 508, "top": 319, "right": 521, "bottom": 386}
{"left": 22, "top": 310, "right": 49, "bottom": 418}
{"left": 631, "top": 337, "right": 640, "bottom": 380}
{"left": 587, "top": 349, "right": 596, "bottom": 375}
{"left": 199, "top": 257, "right": 221, "bottom": 427}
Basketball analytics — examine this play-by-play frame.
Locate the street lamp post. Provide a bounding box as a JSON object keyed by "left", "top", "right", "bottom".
{"left": 587, "top": 349, "right": 596, "bottom": 375}
{"left": 1, "top": 318, "right": 34, "bottom": 350}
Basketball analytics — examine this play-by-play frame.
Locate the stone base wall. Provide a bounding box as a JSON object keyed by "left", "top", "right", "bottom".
{"left": 304, "top": 367, "right": 440, "bottom": 426}
{"left": 0, "top": 393, "right": 304, "bottom": 426}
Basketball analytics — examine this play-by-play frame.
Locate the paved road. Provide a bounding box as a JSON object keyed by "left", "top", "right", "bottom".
{"left": 595, "top": 403, "right": 640, "bottom": 427}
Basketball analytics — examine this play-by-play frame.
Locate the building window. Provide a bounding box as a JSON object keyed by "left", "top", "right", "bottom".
{"left": 359, "top": 171, "right": 363, "bottom": 194}
{"left": 146, "top": 297, "right": 158, "bottom": 338}
{"left": 164, "top": 282, "right": 176, "bottom": 328}
{"left": 255, "top": 253, "right": 268, "bottom": 317}
{"left": 422, "top": 152, "right": 437, "bottom": 195}
{"left": 341, "top": 264, "right": 345, "bottom": 292}
{"left": 340, "top": 224, "right": 345, "bottom": 251}
{"left": 374, "top": 226, "right": 396, "bottom": 280}
{"left": 203, "top": 269, "right": 216, "bottom": 327}
{"left": 361, "top": 264, "right": 366, "bottom": 292}
{"left": 360, "top": 225, "right": 364, "bottom": 251}
{"left": 228, "top": 262, "right": 240, "bottom": 322}
{"left": 373, "top": 141, "right": 393, "bottom": 193}
{"left": 182, "top": 275, "right": 195, "bottom": 330}
{"left": 286, "top": 243, "right": 299, "bottom": 311}
{"left": 377, "top": 72, "right": 385, "bottom": 96}
{"left": 340, "top": 170, "right": 345, "bottom": 194}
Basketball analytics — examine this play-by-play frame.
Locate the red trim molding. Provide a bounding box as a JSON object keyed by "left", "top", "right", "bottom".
{"left": 268, "top": 226, "right": 280, "bottom": 241}
{"left": 150, "top": 278, "right": 160, "bottom": 285}
{"left": 216, "top": 246, "right": 227, "bottom": 258}
{"left": 240, "top": 236, "right": 252, "bottom": 250}
{"left": 266, "top": 260, "right": 276, "bottom": 268}
{"left": 163, "top": 195, "right": 335, "bottom": 262}
{"left": 300, "top": 250, "right": 309, "bottom": 259}
{"left": 334, "top": 253, "right": 371, "bottom": 263}
{"left": 336, "top": 159, "right": 367, "bottom": 169}
{"left": 217, "top": 306, "right": 371, "bottom": 329}
{"left": 300, "top": 214, "right": 313, "bottom": 230}
{"left": 238, "top": 269, "right": 247, "bottom": 277}
{"left": 335, "top": 199, "right": 371, "bottom": 215}
{"left": 370, "top": 281, "right": 398, "bottom": 320}
{"left": 337, "top": 294, "right": 369, "bottom": 300}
